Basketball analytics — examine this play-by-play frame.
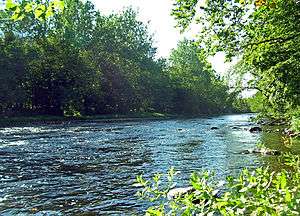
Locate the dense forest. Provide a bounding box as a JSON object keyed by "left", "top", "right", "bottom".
{"left": 0, "top": 0, "right": 243, "bottom": 118}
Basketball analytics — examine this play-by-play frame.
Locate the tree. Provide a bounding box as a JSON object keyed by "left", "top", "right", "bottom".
{"left": 0, "top": 0, "right": 239, "bottom": 117}
{"left": 0, "top": 0, "right": 169, "bottom": 116}
{"left": 172, "top": 0, "right": 300, "bottom": 119}
{"left": 0, "top": 32, "right": 27, "bottom": 114}
{"left": 167, "top": 40, "right": 233, "bottom": 114}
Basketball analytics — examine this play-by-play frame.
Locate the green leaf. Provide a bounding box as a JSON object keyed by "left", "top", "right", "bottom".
{"left": 24, "top": 3, "right": 35, "bottom": 13}
{"left": 45, "top": 8, "right": 54, "bottom": 19}
{"left": 280, "top": 172, "right": 287, "bottom": 189}
{"left": 285, "top": 189, "right": 291, "bottom": 202}
{"left": 34, "top": 4, "right": 46, "bottom": 20}
{"left": 6, "top": 0, "right": 16, "bottom": 10}
{"left": 53, "top": 0, "right": 64, "bottom": 11}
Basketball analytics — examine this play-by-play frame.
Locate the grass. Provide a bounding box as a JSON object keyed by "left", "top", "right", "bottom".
{"left": 0, "top": 112, "right": 175, "bottom": 127}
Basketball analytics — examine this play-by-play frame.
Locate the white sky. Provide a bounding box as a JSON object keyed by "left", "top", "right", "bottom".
{"left": 92, "top": 0, "right": 234, "bottom": 75}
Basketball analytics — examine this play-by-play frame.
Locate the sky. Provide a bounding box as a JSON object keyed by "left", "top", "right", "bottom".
{"left": 92, "top": 0, "right": 234, "bottom": 75}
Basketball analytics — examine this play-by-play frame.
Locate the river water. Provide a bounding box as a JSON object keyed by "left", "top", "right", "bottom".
{"left": 0, "top": 114, "right": 293, "bottom": 215}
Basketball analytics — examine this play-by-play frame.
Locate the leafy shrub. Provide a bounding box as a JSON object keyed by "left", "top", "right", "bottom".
{"left": 291, "top": 117, "right": 300, "bottom": 133}
{"left": 135, "top": 154, "right": 300, "bottom": 215}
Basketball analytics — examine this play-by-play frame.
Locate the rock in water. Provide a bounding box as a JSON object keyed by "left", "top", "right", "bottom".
{"left": 240, "top": 149, "right": 252, "bottom": 154}
{"left": 211, "top": 127, "right": 219, "bottom": 130}
{"left": 240, "top": 148, "right": 280, "bottom": 156}
{"left": 167, "top": 187, "right": 195, "bottom": 200}
{"left": 249, "top": 126, "right": 262, "bottom": 133}
{"left": 252, "top": 148, "right": 281, "bottom": 156}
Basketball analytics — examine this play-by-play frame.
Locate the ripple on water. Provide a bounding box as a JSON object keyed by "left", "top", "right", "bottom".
{"left": 0, "top": 114, "right": 284, "bottom": 215}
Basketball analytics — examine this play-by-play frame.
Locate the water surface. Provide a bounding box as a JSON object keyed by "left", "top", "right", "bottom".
{"left": 0, "top": 114, "right": 291, "bottom": 215}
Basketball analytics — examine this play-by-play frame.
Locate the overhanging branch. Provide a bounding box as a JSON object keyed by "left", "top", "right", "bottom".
{"left": 245, "top": 33, "right": 300, "bottom": 47}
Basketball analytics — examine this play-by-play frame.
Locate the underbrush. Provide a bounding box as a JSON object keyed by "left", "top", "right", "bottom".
{"left": 291, "top": 117, "right": 300, "bottom": 133}
{"left": 135, "top": 154, "right": 300, "bottom": 215}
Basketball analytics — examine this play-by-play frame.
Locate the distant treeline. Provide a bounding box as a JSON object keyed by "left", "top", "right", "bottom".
{"left": 0, "top": 0, "right": 245, "bottom": 117}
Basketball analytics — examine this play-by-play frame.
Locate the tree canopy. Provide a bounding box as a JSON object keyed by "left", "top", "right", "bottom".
{"left": 0, "top": 0, "right": 240, "bottom": 117}
{"left": 172, "top": 0, "right": 300, "bottom": 119}
{"left": 4, "top": 0, "right": 64, "bottom": 21}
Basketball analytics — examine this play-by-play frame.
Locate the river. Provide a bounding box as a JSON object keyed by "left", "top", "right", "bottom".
{"left": 0, "top": 114, "right": 293, "bottom": 215}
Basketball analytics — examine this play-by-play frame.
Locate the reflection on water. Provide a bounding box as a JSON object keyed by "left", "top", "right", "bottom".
{"left": 0, "top": 114, "right": 290, "bottom": 215}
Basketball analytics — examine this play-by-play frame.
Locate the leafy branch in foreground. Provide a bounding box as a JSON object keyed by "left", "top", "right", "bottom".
{"left": 136, "top": 154, "right": 300, "bottom": 215}
{"left": 4, "top": 0, "right": 64, "bottom": 21}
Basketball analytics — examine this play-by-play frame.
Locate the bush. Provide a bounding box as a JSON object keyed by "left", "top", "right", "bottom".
{"left": 291, "top": 117, "right": 300, "bottom": 133}
{"left": 135, "top": 154, "right": 300, "bottom": 215}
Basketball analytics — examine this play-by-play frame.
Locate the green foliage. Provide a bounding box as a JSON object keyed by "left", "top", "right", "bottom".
{"left": 169, "top": 40, "right": 241, "bottom": 113}
{"left": 172, "top": 0, "right": 300, "bottom": 121}
{"left": 168, "top": 40, "right": 235, "bottom": 114}
{"left": 246, "top": 92, "right": 265, "bottom": 113}
{"left": 231, "top": 97, "right": 251, "bottom": 113}
{"left": 4, "top": 0, "right": 64, "bottom": 21}
{"left": 136, "top": 154, "right": 300, "bottom": 215}
{"left": 0, "top": 0, "right": 240, "bottom": 117}
{"left": 0, "top": 0, "right": 242, "bottom": 117}
{"left": 291, "top": 117, "right": 300, "bottom": 133}
{"left": 0, "top": 1, "right": 154, "bottom": 116}
{"left": 283, "top": 107, "right": 300, "bottom": 134}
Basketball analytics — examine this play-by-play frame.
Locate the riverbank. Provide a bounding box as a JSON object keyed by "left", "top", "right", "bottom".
{"left": 0, "top": 111, "right": 251, "bottom": 127}
{"left": 0, "top": 112, "right": 178, "bottom": 127}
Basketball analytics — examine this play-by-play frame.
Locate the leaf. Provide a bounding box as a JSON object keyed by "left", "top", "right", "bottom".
{"left": 280, "top": 172, "right": 287, "bottom": 189}
{"left": 34, "top": 4, "right": 46, "bottom": 20}
{"left": 24, "top": 3, "right": 35, "bottom": 13}
{"left": 6, "top": 0, "right": 16, "bottom": 10}
{"left": 285, "top": 189, "right": 291, "bottom": 202}
{"left": 53, "top": 0, "right": 65, "bottom": 11}
{"left": 45, "top": 8, "right": 54, "bottom": 19}
{"left": 239, "top": 187, "right": 248, "bottom": 193}
{"left": 11, "top": 7, "right": 24, "bottom": 21}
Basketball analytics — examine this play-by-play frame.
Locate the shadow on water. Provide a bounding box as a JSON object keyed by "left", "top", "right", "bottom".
{"left": 0, "top": 113, "right": 292, "bottom": 215}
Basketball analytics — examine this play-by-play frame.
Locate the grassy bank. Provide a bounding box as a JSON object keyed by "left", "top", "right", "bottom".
{"left": 0, "top": 112, "right": 177, "bottom": 127}
{"left": 0, "top": 111, "right": 250, "bottom": 127}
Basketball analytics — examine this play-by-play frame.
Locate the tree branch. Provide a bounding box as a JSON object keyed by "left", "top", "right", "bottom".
{"left": 245, "top": 33, "right": 300, "bottom": 47}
